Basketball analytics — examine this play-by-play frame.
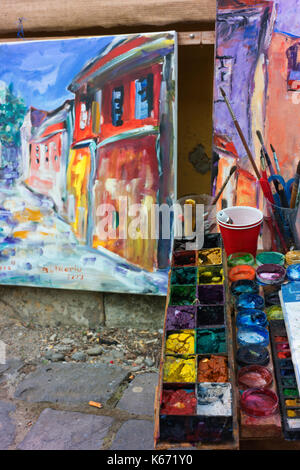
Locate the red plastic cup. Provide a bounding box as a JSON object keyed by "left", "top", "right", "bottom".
{"left": 217, "top": 206, "right": 263, "bottom": 257}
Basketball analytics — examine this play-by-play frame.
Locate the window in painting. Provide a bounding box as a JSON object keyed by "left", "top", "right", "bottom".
{"left": 111, "top": 86, "right": 124, "bottom": 126}
{"left": 135, "top": 74, "right": 154, "bottom": 119}
{"left": 287, "top": 43, "right": 300, "bottom": 91}
{"left": 80, "top": 102, "right": 88, "bottom": 129}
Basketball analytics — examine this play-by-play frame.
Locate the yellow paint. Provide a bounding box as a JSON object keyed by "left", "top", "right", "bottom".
{"left": 13, "top": 230, "right": 29, "bottom": 239}
{"left": 67, "top": 148, "right": 91, "bottom": 241}
{"left": 163, "top": 355, "right": 196, "bottom": 383}
{"left": 14, "top": 208, "right": 43, "bottom": 223}
{"left": 165, "top": 330, "right": 195, "bottom": 355}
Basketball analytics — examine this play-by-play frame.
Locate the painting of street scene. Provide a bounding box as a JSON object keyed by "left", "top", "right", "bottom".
{"left": 0, "top": 32, "right": 177, "bottom": 294}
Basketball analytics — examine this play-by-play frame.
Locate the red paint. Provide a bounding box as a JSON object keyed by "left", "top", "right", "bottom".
{"left": 238, "top": 365, "right": 273, "bottom": 390}
{"left": 161, "top": 389, "right": 197, "bottom": 415}
{"left": 240, "top": 389, "right": 279, "bottom": 417}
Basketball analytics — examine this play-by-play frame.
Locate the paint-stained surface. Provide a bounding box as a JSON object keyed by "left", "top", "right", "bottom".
{"left": 0, "top": 32, "right": 177, "bottom": 294}
{"left": 213, "top": 0, "right": 300, "bottom": 210}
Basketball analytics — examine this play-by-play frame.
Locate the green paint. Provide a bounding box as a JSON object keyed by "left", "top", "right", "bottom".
{"left": 227, "top": 252, "right": 255, "bottom": 267}
{"left": 196, "top": 328, "right": 226, "bottom": 354}
{"left": 282, "top": 378, "right": 297, "bottom": 387}
{"left": 171, "top": 267, "right": 197, "bottom": 286}
{"left": 266, "top": 305, "right": 283, "bottom": 320}
{"left": 283, "top": 388, "right": 299, "bottom": 397}
{"left": 256, "top": 251, "right": 285, "bottom": 266}
{"left": 169, "top": 285, "right": 197, "bottom": 306}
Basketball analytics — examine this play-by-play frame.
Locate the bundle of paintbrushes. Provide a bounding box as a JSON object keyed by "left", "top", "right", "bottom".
{"left": 220, "top": 87, "right": 300, "bottom": 254}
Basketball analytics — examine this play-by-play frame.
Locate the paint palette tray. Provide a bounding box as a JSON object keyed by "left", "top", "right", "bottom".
{"left": 270, "top": 320, "right": 300, "bottom": 440}
{"left": 229, "top": 259, "right": 282, "bottom": 439}
{"left": 154, "top": 235, "right": 239, "bottom": 449}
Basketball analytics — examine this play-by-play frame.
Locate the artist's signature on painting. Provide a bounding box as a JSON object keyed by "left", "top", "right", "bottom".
{"left": 41, "top": 265, "right": 84, "bottom": 280}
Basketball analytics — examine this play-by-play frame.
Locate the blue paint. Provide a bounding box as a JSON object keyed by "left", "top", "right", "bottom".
{"left": 236, "top": 293, "right": 265, "bottom": 310}
{"left": 286, "top": 264, "right": 300, "bottom": 281}
{"left": 231, "top": 279, "right": 259, "bottom": 297}
{"left": 237, "top": 326, "right": 269, "bottom": 348}
{"left": 236, "top": 309, "right": 268, "bottom": 328}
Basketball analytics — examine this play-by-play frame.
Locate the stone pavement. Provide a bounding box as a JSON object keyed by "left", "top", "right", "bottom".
{"left": 0, "top": 358, "right": 160, "bottom": 450}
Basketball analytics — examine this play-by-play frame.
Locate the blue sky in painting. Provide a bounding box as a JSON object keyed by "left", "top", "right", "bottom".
{"left": 0, "top": 36, "right": 114, "bottom": 111}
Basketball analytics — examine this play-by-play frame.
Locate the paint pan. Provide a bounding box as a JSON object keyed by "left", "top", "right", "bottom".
{"left": 231, "top": 279, "right": 259, "bottom": 297}
{"left": 227, "top": 252, "right": 255, "bottom": 267}
{"left": 237, "top": 326, "right": 269, "bottom": 348}
{"left": 198, "top": 285, "right": 224, "bottom": 305}
{"left": 171, "top": 267, "right": 197, "bottom": 285}
{"left": 172, "top": 250, "right": 196, "bottom": 267}
{"left": 159, "top": 415, "right": 233, "bottom": 443}
{"left": 163, "top": 355, "right": 196, "bottom": 383}
{"left": 169, "top": 285, "right": 197, "bottom": 306}
{"left": 202, "top": 233, "right": 222, "bottom": 249}
{"left": 165, "top": 330, "right": 195, "bottom": 355}
{"left": 236, "top": 309, "right": 267, "bottom": 328}
{"left": 269, "top": 320, "right": 300, "bottom": 439}
{"left": 240, "top": 389, "right": 278, "bottom": 417}
{"left": 265, "top": 305, "right": 283, "bottom": 321}
{"left": 196, "top": 327, "right": 226, "bottom": 354}
{"left": 286, "top": 263, "right": 300, "bottom": 282}
{"left": 197, "top": 383, "right": 232, "bottom": 416}
{"left": 236, "top": 345, "right": 270, "bottom": 367}
{"left": 160, "top": 384, "right": 197, "bottom": 415}
{"left": 256, "top": 251, "right": 285, "bottom": 266}
{"left": 256, "top": 264, "right": 286, "bottom": 285}
{"left": 237, "top": 365, "right": 273, "bottom": 390}
{"left": 264, "top": 289, "right": 281, "bottom": 307}
{"left": 285, "top": 250, "right": 300, "bottom": 265}
{"left": 198, "top": 266, "right": 224, "bottom": 285}
{"left": 166, "top": 306, "right": 196, "bottom": 330}
{"left": 236, "top": 293, "right": 264, "bottom": 310}
{"left": 229, "top": 265, "right": 256, "bottom": 282}
{"left": 198, "top": 248, "right": 222, "bottom": 266}
{"left": 197, "top": 355, "right": 228, "bottom": 383}
{"left": 197, "top": 305, "right": 225, "bottom": 327}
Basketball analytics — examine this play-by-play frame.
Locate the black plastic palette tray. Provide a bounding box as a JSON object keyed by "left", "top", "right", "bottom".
{"left": 269, "top": 320, "right": 300, "bottom": 439}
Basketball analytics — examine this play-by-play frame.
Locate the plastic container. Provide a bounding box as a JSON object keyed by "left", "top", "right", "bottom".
{"left": 237, "top": 325, "right": 269, "bottom": 348}
{"left": 240, "top": 389, "right": 278, "bottom": 417}
{"left": 237, "top": 365, "right": 273, "bottom": 390}
{"left": 217, "top": 206, "right": 263, "bottom": 256}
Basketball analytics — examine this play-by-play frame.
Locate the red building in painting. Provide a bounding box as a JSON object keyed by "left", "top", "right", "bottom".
{"left": 26, "top": 100, "right": 74, "bottom": 213}
{"left": 66, "top": 33, "right": 176, "bottom": 271}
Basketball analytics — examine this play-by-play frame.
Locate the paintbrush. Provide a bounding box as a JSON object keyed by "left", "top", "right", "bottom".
{"left": 270, "top": 144, "right": 281, "bottom": 175}
{"left": 219, "top": 87, "right": 287, "bottom": 251}
{"left": 220, "top": 87, "right": 261, "bottom": 180}
{"left": 211, "top": 165, "right": 237, "bottom": 205}
{"left": 256, "top": 130, "right": 276, "bottom": 176}
{"left": 290, "top": 161, "right": 300, "bottom": 208}
{"left": 257, "top": 131, "right": 288, "bottom": 206}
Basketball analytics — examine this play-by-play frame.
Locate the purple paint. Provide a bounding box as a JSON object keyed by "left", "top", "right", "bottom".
{"left": 198, "top": 285, "right": 225, "bottom": 305}
{"left": 256, "top": 264, "right": 286, "bottom": 285}
{"left": 166, "top": 306, "right": 196, "bottom": 330}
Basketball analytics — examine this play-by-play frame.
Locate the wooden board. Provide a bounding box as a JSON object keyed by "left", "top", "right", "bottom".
{"left": 0, "top": 0, "right": 216, "bottom": 35}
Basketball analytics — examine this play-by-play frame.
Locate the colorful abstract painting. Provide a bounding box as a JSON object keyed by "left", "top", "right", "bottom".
{"left": 213, "top": 0, "right": 300, "bottom": 210}
{"left": 0, "top": 32, "right": 177, "bottom": 295}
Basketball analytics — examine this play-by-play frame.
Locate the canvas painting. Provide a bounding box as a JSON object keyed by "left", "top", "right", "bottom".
{"left": 0, "top": 32, "right": 177, "bottom": 295}
{"left": 213, "top": 0, "right": 300, "bottom": 210}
